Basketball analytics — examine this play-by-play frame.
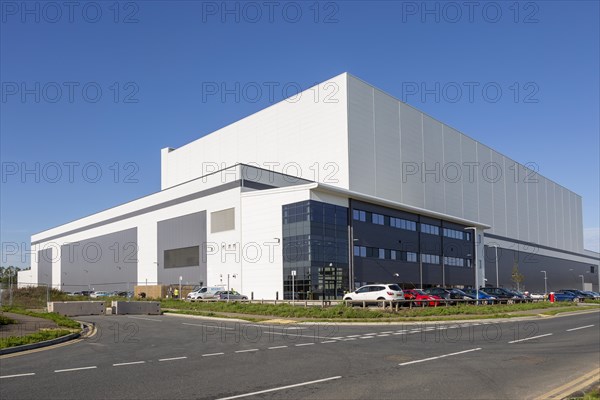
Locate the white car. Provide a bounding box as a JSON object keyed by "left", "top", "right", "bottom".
{"left": 529, "top": 293, "right": 546, "bottom": 300}
{"left": 343, "top": 284, "right": 404, "bottom": 302}
{"left": 90, "top": 291, "right": 110, "bottom": 298}
{"left": 186, "top": 286, "right": 225, "bottom": 301}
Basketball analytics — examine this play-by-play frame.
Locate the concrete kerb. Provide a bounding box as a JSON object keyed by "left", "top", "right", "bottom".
{"left": 0, "top": 321, "right": 93, "bottom": 356}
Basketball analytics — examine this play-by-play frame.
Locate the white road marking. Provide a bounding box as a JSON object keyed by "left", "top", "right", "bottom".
{"left": 392, "top": 332, "right": 406, "bottom": 335}
{"left": 508, "top": 333, "right": 553, "bottom": 344}
{"left": 377, "top": 334, "right": 390, "bottom": 337}
{"left": 113, "top": 361, "right": 145, "bottom": 366}
{"left": 268, "top": 346, "right": 288, "bottom": 350}
{"left": 127, "top": 316, "right": 162, "bottom": 322}
{"left": 245, "top": 325, "right": 333, "bottom": 340}
{"left": 202, "top": 352, "right": 225, "bottom": 357}
{"left": 182, "top": 322, "right": 234, "bottom": 330}
{"left": 399, "top": 348, "right": 482, "bottom": 366}
{"left": 346, "top": 334, "right": 361, "bottom": 338}
{"left": 359, "top": 336, "right": 374, "bottom": 339}
{"left": 0, "top": 373, "right": 35, "bottom": 379}
{"left": 566, "top": 325, "right": 594, "bottom": 332}
{"left": 55, "top": 366, "right": 97, "bottom": 373}
{"left": 343, "top": 338, "right": 357, "bottom": 341}
{"left": 158, "top": 356, "right": 188, "bottom": 361}
{"left": 364, "top": 333, "right": 377, "bottom": 336}
{"left": 215, "top": 376, "right": 342, "bottom": 400}
{"left": 380, "top": 331, "right": 393, "bottom": 334}
{"left": 295, "top": 343, "right": 315, "bottom": 347}
{"left": 235, "top": 349, "right": 259, "bottom": 353}
{"left": 321, "top": 340, "right": 337, "bottom": 343}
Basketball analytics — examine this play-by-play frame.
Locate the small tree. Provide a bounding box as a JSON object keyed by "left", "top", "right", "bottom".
{"left": 511, "top": 261, "right": 525, "bottom": 291}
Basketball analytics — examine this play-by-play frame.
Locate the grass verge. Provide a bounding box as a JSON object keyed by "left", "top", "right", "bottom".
{"left": 160, "top": 300, "right": 586, "bottom": 321}
{"left": 1, "top": 306, "right": 80, "bottom": 329}
{"left": 0, "top": 329, "right": 74, "bottom": 349}
{"left": 0, "top": 315, "right": 16, "bottom": 325}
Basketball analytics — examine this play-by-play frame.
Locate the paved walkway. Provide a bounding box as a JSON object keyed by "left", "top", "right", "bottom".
{"left": 0, "top": 312, "right": 59, "bottom": 338}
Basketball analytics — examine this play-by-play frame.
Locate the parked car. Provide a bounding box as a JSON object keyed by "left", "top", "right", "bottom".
{"left": 582, "top": 291, "right": 600, "bottom": 300}
{"left": 480, "top": 287, "right": 523, "bottom": 304}
{"left": 552, "top": 291, "right": 580, "bottom": 302}
{"left": 90, "top": 291, "right": 110, "bottom": 298}
{"left": 561, "top": 289, "right": 595, "bottom": 301}
{"left": 343, "top": 284, "right": 404, "bottom": 303}
{"left": 529, "top": 293, "right": 546, "bottom": 300}
{"left": 214, "top": 291, "right": 248, "bottom": 300}
{"left": 403, "top": 289, "right": 442, "bottom": 307}
{"left": 423, "top": 288, "right": 465, "bottom": 305}
{"left": 187, "top": 286, "right": 225, "bottom": 301}
{"left": 510, "top": 290, "right": 533, "bottom": 303}
{"left": 461, "top": 289, "right": 497, "bottom": 304}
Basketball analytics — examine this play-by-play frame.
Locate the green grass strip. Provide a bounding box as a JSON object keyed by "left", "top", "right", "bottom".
{"left": 0, "top": 329, "right": 74, "bottom": 349}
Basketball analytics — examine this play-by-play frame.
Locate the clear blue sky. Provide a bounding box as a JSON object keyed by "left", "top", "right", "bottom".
{"left": 1, "top": 1, "right": 599, "bottom": 268}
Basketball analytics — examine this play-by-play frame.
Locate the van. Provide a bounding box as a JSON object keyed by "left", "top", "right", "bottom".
{"left": 187, "top": 286, "right": 224, "bottom": 301}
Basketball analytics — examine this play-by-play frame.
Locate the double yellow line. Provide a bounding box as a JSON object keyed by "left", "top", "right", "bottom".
{"left": 535, "top": 368, "right": 600, "bottom": 400}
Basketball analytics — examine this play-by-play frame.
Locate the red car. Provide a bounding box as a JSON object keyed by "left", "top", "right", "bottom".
{"left": 403, "top": 289, "right": 442, "bottom": 307}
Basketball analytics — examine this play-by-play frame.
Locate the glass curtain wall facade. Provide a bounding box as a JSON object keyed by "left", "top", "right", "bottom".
{"left": 282, "top": 200, "right": 349, "bottom": 300}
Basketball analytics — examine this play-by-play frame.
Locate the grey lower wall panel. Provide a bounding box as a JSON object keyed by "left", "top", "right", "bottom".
{"left": 157, "top": 211, "right": 207, "bottom": 286}
{"left": 60, "top": 228, "right": 137, "bottom": 293}
{"left": 38, "top": 248, "right": 52, "bottom": 286}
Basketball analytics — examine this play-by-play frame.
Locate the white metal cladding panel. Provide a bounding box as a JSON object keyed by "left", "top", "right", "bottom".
{"left": 575, "top": 195, "right": 583, "bottom": 251}
{"left": 162, "top": 74, "right": 349, "bottom": 190}
{"left": 422, "top": 115, "right": 445, "bottom": 213}
{"left": 460, "top": 135, "right": 479, "bottom": 222}
{"left": 537, "top": 176, "right": 548, "bottom": 247}
{"left": 517, "top": 164, "right": 530, "bottom": 242}
{"left": 373, "top": 89, "right": 402, "bottom": 203}
{"left": 504, "top": 156, "right": 519, "bottom": 240}
{"left": 442, "top": 126, "right": 463, "bottom": 218}
{"left": 527, "top": 177, "right": 539, "bottom": 245}
{"left": 491, "top": 150, "right": 507, "bottom": 236}
{"left": 554, "top": 181, "right": 565, "bottom": 250}
{"left": 348, "top": 76, "right": 376, "bottom": 195}
{"left": 241, "top": 188, "right": 312, "bottom": 300}
{"left": 569, "top": 192, "right": 580, "bottom": 251}
{"left": 399, "top": 103, "right": 424, "bottom": 208}
{"left": 563, "top": 187, "right": 572, "bottom": 251}
{"left": 546, "top": 179, "right": 557, "bottom": 248}
{"left": 476, "top": 143, "right": 494, "bottom": 228}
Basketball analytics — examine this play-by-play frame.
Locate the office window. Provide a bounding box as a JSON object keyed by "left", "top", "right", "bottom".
{"left": 372, "top": 213, "right": 384, "bottom": 225}
{"left": 353, "top": 209, "right": 366, "bottom": 222}
{"left": 378, "top": 248, "right": 385, "bottom": 259}
{"left": 406, "top": 252, "right": 417, "bottom": 262}
{"left": 390, "top": 217, "right": 416, "bottom": 231}
{"left": 421, "top": 223, "right": 440, "bottom": 235}
{"left": 421, "top": 254, "right": 440, "bottom": 264}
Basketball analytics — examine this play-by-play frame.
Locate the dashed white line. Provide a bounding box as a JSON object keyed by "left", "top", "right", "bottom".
{"left": 380, "top": 331, "right": 393, "bottom": 334}
{"left": 399, "top": 348, "right": 482, "bottom": 366}
{"left": 377, "top": 334, "right": 390, "bottom": 337}
{"left": 235, "top": 349, "right": 259, "bottom": 353}
{"left": 158, "top": 356, "right": 188, "bottom": 361}
{"left": 202, "top": 353, "right": 224, "bottom": 357}
{"left": 343, "top": 338, "right": 357, "bottom": 341}
{"left": 364, "top": 333, "right": 378, "bottom": 336}
{"left": 321, "top": 340, "right": 337, "bottom": 343}
{"left": 113, "top": 361, "right": 145, "bottom": 367}
{"left": 359, "top": 336, "right": 374, "bottom": 339}
{"left": 0, "top": 373, "right": 35, "bottom": 379}
{"left": 566, "top": 325, "right": 594, "bottom": 332}
{"left": 55, "top": 366, "right": 97, "bottom": 373}
{"left": 295, "top": 343, "right": 315, "bottom": 347}
{"left": 508, "top": 333, "right": 553, "bottom": 344}
{"left": 393, "top": 332, "right": 406, "bottom": 335}
{"left": 346, "top": 334, "right": 361, "bottom": 338}
{"left": 268, "top": 345, "right": 288, "bottom": 350}
{"left": 215, "top": 376, "right": 342, "bottom": 400}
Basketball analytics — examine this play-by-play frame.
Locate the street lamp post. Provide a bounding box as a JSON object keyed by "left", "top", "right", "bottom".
{"left": 490, "top": 244, "right": 499, "bottom": 287}
{"left": 291, "top": 270, "right": 296, "bottom": 302}
{"left": 465, "top": 227, "right": 479, "bottom": 305}
{"left": 579, "top": 275, "right": 585, "bottom": 291}
{"left": 540, "top": 270, "right": 547, "bottom": 297}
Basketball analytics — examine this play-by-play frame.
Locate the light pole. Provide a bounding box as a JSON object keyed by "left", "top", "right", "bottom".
{"left": 579, "top": 275, "right": 585, "bottom": 291}
{"left": 227, "top": 274, "right": 237, "bottom": 302}
{"left": 465, "top": 227, "right": 479, "bottom": 305}
{"left": 541, "top": 270, "right": 547, "bottom": 296}
{"left": 179, "top": 276, "right": 182, "bottom": 301}
{"left": 291, "top": 270, "right": 296, "bottom": 302}
{"left": 490, "top": 244, "right": 499, "bottom": 287}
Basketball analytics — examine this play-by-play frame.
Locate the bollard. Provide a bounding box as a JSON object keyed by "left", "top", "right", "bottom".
{"left": 549, "top": 292, "right": 555, "bottom": 303}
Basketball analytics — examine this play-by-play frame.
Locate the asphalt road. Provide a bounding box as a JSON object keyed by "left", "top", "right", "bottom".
{"left": 1, "top": 310, "right": 599, "bottom": 400}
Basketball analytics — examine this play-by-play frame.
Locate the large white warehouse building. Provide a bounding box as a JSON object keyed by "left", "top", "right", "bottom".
{"left": 24, "top": 73, "right": 600, "bottom": 298}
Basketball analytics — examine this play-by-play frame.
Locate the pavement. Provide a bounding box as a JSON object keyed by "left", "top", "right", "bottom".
{"left": 0, "top": 312, "right": 59, "bottom": 339}
{"left": 0, "top": 309, "right": 598, "bottom": 399}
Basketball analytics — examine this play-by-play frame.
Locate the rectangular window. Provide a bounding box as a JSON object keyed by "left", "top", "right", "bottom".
{"left": 164, "top": 246, "right": 199, "bottom": 268}
{"left": 378, "top": 248, "right": 385, "bottom": 259}
{"left": 372, "top": 213, "right": 384, "bottom": 225}
{"left": 407, "top": 252, "right": 417, "bottom": 262}
{"left": 421, "top": 223, "right": 440, "bottom": 235}
{"left": 422, "top": 254, "right": 440, "bottom": 264}
{"left": 211, "top": 208, "right": 235, "bottom": 233}
{"left": 390, "top": 217, "right": 416, "bottom": 231}
{"left": 443, "top": 227, "right": 471, "bottom": 240}
{"left": 353, "top": 209, "right": 366, "bottom": 222}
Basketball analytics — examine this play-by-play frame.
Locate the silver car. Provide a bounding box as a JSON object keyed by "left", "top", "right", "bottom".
{"left": 214, "top": 291, "right": 248, "bottom": 300}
